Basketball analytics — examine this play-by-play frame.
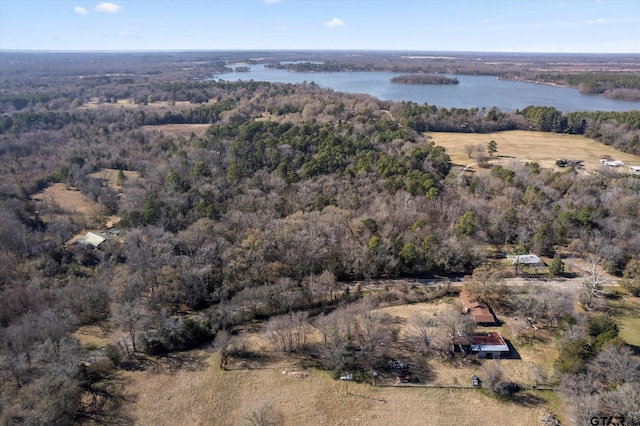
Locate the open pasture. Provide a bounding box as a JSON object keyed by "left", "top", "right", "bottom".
{"left": 427, "top": 130, "right": 640, "bottom": 172}
{"left": 119, "top": 296, "right": 562, "bottom": 426}
{"left": 142, "top": 123, "right": 212, "bottom": 138}
{"left": 121, "top": 351, "right": 546, "bottom": 426}
{"left": 32, "top": 183, "right": 112, "bottom": 229}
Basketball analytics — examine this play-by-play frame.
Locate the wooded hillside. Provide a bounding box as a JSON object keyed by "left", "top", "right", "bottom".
{"left": 1, "top": 52, "right": 639, "bottom": 424}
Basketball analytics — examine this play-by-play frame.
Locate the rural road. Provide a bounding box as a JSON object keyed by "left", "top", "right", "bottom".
{"left": 349, "top": 275, "right": 619, "bottom": 293}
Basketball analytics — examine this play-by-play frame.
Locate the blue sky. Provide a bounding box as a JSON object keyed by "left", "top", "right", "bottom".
{"left": 1, "top": 1, "right": 639, "bottom": 52}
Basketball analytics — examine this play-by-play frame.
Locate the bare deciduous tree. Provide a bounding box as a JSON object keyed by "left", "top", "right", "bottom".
{"left": 265, "top": 311, "right": 309, "bottom": 353}
{"left": 483, "top": 360, "right": 504, "bottom": 392}
{"left": 578, "top": 255, "right": 608, "bottom": 310}
{"left": 110, "top": 301, "right": 149, "bottom": 354}
{"left": 241, "top": 400, "right": 284, "bottom": 426}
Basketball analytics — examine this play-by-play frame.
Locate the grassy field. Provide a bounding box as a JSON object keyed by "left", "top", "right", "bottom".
{"left": 619, "top": 316, "right": 640, "bottom": 347}
{"left": 142, "top": 123, "right": 212, "bottom": 138}
{"left": 427, "top": 130, "right": 640, "bottom": 172}
{"left": 121, "top": 351, "right": 547, "bottom": 426}
{"left": 603, "top": 289, "right": 640, "bottom": 348}
{"left": 116, "top": 297, "right": 563, "bottom": 425}
{"left": 73, "top": 325, "right": 111, "bottom": 353}
{"left": 78, "top": 98, "right": 216, "bottom": 111}
{"left": 33, "top": 183, "right": 119, "bottom": 230}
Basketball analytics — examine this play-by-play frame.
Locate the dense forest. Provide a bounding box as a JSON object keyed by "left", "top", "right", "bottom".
{"left": 534, "top": 73, "right": 640, "bottom": 101}
{"left": 1, "top": 51, "right": 639, "bottom": 424}
{"left": 391, "top": 74, "right": 459, "bottom": 85}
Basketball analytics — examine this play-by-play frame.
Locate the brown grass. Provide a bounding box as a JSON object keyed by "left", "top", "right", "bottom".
{"left": 121, "top": 351, "right": 547, "bottom": 426}
{"left": 33, "top": 183, "right": 113, "bottom": 227}
{"left": 33, "top": 182, "right": 121, "bottom": 234}
{"left": 427, "top": 130, "right": 640, "bottom": 172}
{"left": 118, "top": 297, "right": 562, "bottom": 425}
{"left": 34, "top": 183, "right": 96, "bottom": 218}
{"left": 78, "top": 99, "right": 216, "bottom": 110}
{"left": 142, "top": 123, "right": 212, "bottom": 138}
{"left": 73, "top": 324, "right": 111, "bottom": 352}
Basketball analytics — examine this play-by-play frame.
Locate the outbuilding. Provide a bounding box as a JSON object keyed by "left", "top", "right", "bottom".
{"left": 459, "top": 291, "right": 497, "bottom": 326}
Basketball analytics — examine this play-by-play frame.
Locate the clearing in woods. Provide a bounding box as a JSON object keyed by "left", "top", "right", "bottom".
{"left": 142, "top": 123, "right": 212, "bottom": 138}
{"left": 427, "top": 130, "right": 640, "bottom": 172}
{"left": 121, "top": 351, "right": 546, "bottom": 426}
{"left": 118, "top": 299, "right": 561, "bottom": 426}
{"left": 32, "top": 183, "right": 116, "bottom": 228}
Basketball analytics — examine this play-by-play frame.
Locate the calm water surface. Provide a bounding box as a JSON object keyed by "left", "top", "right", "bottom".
{"left": 216, "top": 65, "right": 640, "bottom": 112}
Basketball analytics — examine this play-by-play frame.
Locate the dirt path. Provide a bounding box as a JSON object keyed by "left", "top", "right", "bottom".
{"left": 349, "top": 275, "right": 618, "bottom": 293}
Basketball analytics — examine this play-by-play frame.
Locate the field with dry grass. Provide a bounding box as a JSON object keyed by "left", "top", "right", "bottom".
{"left": 605, "top": 290, "right": 640, "bottom": 348}
{"left": 141, "top": 123, "right": 212, "bottom": 138}
{"left": 120, "top": 351, "right": 547, "bottom": 426}
{"left": 73, "top": 325, "right": 111, "bottom": 353}
{"left": 427, "top": 130, "right": 640, "bottom": 172}
{"left": 33, "top": 183, "right": 119, "bottom": 230}
{"left": 115, "top": 297, "right": 562, "bottom": 426}
{"left": 78, "top": 98, "right": 216, "bottom": 111}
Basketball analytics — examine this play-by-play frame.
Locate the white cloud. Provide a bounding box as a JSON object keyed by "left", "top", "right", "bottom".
{"left": 95, "top": 3, "right": 122, "bottom": 13}
{"left": 261, "top": 0, "right": 282, "bottom": 3}
{"left": 324, "top": 17, "right": 345, "bottom": 28}
{"left": 73, "top": 6, "right": 88, "bottom": 15}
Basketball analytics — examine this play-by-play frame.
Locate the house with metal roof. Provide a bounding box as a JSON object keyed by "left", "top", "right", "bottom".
{"left": 451, "top": 332, "right": 510, "bottom": 359}
{"left": 459, "top": 291, "right": 498, "bottom": 325}
{"left": 75, "top": 232, "right": 107, "bottom": 248}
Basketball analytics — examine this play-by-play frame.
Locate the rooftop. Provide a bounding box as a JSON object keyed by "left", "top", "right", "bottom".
{"left": 507, "top": 254, "right": 542, "bottom": 265}
{"left": 75, "top": 231, "right": 107, "bottom": 248}
{"left": 452, "top": 332, "right": 509, "bottom": 352}
{"left": 459, "top": 291, "right": 496, "bottom": 324}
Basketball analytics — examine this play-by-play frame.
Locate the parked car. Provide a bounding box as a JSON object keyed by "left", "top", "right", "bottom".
{"left": 471, "top": 375, "right": 480, "bottom": 387}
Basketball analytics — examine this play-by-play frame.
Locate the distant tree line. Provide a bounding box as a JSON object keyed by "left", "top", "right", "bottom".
{"left": 391, "top": 74, "right": 459, "bottom": 85}
{"left": 534, "top": 73, "right": 640, "bottom": 100}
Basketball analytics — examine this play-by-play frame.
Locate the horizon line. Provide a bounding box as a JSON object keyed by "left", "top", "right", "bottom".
{"left": 2, "top": 48, "right": 639, "bottom": 56}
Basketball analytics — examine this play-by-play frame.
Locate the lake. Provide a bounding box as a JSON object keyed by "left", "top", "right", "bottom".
{"left": 216, "top": 64, "right": 640, "bottom": 112}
